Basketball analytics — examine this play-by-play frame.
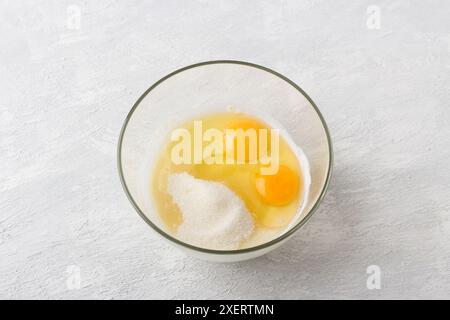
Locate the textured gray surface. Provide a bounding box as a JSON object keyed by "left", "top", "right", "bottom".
{"left": 1, "top": 0, "right": 450, "bottom": 299}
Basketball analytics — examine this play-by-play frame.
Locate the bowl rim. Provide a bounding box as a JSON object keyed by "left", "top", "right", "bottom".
{"left": 117, "top": 60, "right": 334, "bottom": 255}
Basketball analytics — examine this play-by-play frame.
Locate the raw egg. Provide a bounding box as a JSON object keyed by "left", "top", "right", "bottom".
{"left": 152, "top": 111, "right": 308, "bottom": 243}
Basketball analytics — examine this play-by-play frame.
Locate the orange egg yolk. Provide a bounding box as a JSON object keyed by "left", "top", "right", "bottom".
{"left": 254, "top": 165, "right": 300, "bottom": 206}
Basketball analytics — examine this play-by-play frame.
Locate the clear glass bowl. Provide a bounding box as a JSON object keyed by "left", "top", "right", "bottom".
{"left": 118, "top": 61, "right": 333, "bottom": 262}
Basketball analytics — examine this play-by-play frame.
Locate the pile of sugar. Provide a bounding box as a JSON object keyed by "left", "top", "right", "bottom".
{"left": 167, "top": 172, "right": 254, "bottom": 250}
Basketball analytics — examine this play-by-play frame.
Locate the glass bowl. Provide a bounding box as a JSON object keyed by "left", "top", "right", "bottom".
{"left": 118, "top": 61, "right": 333, "bottom": 262}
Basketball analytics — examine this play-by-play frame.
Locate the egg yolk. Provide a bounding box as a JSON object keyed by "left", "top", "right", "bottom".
{"left": 254, "top": 165, "right": 300, "bottom": 206}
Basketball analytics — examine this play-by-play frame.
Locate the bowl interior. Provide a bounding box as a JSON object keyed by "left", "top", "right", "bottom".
{"left": 118, "top": 61, "right": 332, "bottom": 253}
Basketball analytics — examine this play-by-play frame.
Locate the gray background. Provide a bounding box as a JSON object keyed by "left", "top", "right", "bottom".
{"left": 1, "top": 0, "right": 449, "bottom": 299}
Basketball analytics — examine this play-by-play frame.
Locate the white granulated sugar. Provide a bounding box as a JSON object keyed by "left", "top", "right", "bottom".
{"left": 167, "top": 172, "right": 254, "bottom": 250}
